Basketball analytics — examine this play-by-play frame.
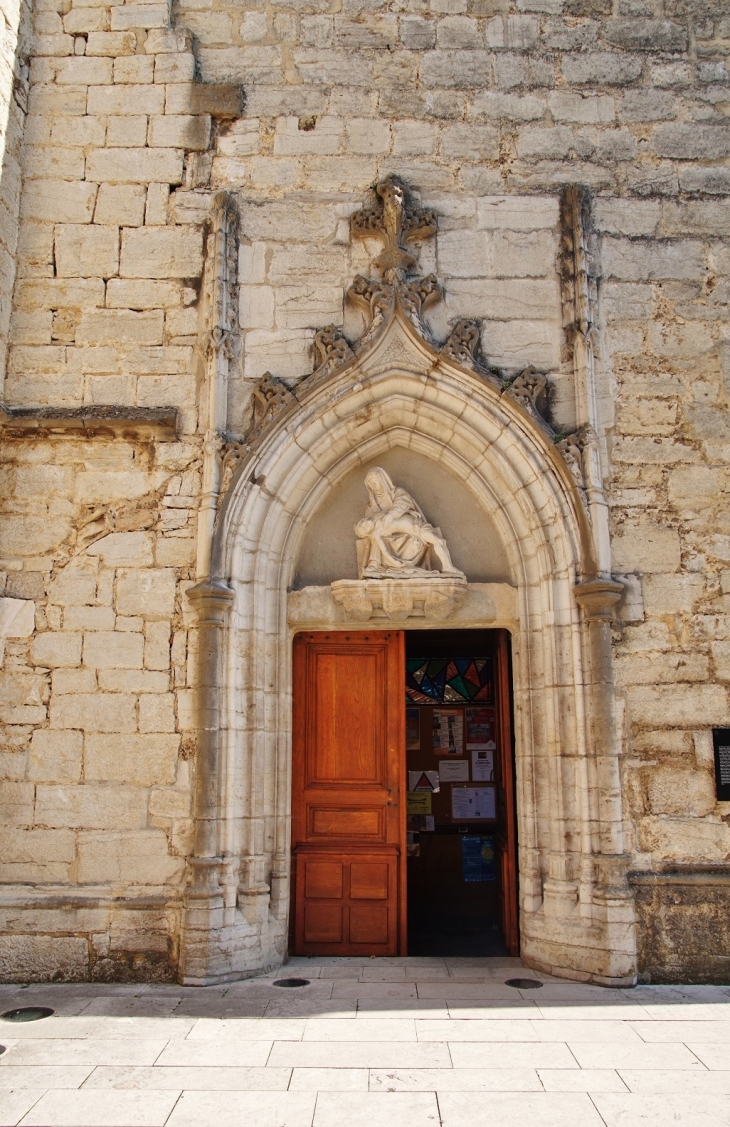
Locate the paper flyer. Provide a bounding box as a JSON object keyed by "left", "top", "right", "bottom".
{"left": 471, "top": 746, "right": 494, "bottom": 782}
{"left": 432, "top": 709, "right": 464, "bottom": 756}
{"left": 461, "top": 836, "right": 496, "bottom": 882}
{"left": 439, "top": 760, "right": 469, "bottom": 783}
{"left": 451, "top": 786, "right": 496, "bottom": 821}
{"left": 407, "top": 791, "right": 432, "bottom": 815}
{"left": 465, "top": 707, "right": 496, "bottom": 750}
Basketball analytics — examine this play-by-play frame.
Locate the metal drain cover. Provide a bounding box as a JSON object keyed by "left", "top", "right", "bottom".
{"left": 505, "top": 978, "right": 543, "bottom": 990}
{"left": 273, "top": 978, "right": 310, "bottom": 988}
{"left": 1, "top": 1006, "right": 54, "bottom": 1022}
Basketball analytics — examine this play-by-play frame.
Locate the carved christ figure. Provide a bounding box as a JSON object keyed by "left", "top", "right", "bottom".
{"left": 355, "top": 468, "right": 465, "bottom": 580}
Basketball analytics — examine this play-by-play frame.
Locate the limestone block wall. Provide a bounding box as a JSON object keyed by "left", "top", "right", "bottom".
{"left": 0, "top": 0, "right": 729, "bottom": 980}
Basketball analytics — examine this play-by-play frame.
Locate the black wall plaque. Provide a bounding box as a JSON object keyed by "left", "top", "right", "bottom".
{"left": 713, "top": 728, "right": 730, "bottom": 802}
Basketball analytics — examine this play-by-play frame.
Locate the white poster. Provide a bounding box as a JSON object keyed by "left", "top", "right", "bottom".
{"left": 432, "top": 709, "right": 464, "bottom": 756}
{"left": 439, "top": 760, "right": 469, "bottom": 783}
{"left": 471, "top": 746, "right": 494, "bottom": 782}
{"left": 451, "top": 786, "right": 496, "bottom": 821}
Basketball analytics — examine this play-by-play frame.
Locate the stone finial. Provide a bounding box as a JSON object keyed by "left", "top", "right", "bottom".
{"left": 560, "top": 184, "right": 597, "bottom": 353}
{"left": 351, "top": 175, "right": 437, "bottom": 282}
{"left": 207, "top": 190, "right": 239, "bottom": 360}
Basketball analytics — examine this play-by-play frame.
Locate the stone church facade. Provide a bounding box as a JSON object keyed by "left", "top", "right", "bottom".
{"left": 0, "top": 0, "right": 728, "bottom": 986}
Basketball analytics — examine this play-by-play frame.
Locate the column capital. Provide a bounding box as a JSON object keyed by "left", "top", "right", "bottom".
{"left": 186, "top": 579, "right": 234, "bottom": 625}
{"left": 574, "top": 577, "right": 624, "bottom": 621}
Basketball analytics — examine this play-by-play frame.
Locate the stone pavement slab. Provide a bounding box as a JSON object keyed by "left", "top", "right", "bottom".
{"left": 0, "top": 958, "right": 722, "bottom": 1125}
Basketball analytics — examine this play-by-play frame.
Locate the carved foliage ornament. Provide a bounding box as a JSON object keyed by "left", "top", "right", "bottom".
{"left": 557, "top": 424, "right": 596, "bottom": 497}
{"left": 351, "top": 175, "right": 437, "bottom": 282}
{"left": 312, "top": 324, "right": 355, "bottom": 379}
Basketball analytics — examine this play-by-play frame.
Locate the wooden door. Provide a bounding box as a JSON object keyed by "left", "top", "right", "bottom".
{"left": 494, "top": 630, "right": 519, "bottom": 955}
{"left": 291, "top": 631, "right": 406, "bottom": 956}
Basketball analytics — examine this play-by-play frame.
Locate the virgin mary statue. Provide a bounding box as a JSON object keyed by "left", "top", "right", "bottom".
{"left": 355, "top": 468, "right": 465, "bottom": 580}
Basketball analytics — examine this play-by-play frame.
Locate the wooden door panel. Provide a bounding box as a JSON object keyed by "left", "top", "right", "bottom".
{"left": 350, "top": 904, "right": 389, "bottom": 945}
{"left": 292, "top": 631, "right": 405, "bottom": 956}
{"left": 350, "top": 860, "right": 389, "bottom": 899}
{"left": 308, "top": 806, "right": 384, "bottom": 840}
{"left": 309, "top": 650, "right": 385, "bottom": 785}
{"left": 304, "top": 861, "right": 343, "bottom": 899}
{"left": 295, "top": 851, "right": 398, "bottom": 955}
{"left": 304, "top": 902, "right": 342, "bottom": 944}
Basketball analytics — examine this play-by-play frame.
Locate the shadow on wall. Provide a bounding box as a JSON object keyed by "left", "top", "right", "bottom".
{"left": 293, "top": 448, "right": 512, "bottom": 590}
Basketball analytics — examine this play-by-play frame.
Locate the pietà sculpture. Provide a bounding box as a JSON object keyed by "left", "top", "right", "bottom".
{"left": 355, "top": 468, "right": 465, "bottom": 581}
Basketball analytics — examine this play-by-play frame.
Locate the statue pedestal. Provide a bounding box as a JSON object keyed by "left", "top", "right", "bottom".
{"left": 331, "top": 576, "right": 467, "bottom": 622}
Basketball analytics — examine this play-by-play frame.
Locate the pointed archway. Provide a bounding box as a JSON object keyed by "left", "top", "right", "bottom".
{"left": 179, "top": 178, "right": 637, "bottom": 987}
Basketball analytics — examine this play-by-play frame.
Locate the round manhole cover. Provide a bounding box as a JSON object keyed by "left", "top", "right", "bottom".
{"left": 505, "top": 978, "right": 543, "bottom": 990}
{"left": 1, "top": 1006, "right": 54, "bottom": 1022}
{"left": 273, "top": 978, "right": 310, "bottom": 988}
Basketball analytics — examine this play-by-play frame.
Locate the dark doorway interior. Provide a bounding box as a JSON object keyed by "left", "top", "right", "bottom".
{"left": 405, "top": 629, "right": 517, "bottom": 957}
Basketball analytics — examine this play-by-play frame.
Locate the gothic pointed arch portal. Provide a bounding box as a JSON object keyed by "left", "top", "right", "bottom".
{"left": 180, "top": 178, "right": 637, "bottom": 988}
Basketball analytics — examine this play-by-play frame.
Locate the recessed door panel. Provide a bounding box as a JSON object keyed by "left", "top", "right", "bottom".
{"left": 292, "top": 631, "right": 405, "bottom": 956}
{"left": 310, "top": 651, "right": 384, "bottom": 784}
{"left": 304, "top": 861, "right": 343, "bottom": 900}
{"left": 309, "top": 807, "right": 384, "bottom": 840}
{"left": 350, "top": 861, "right": 389, "bottom": 900}
{"left": 350, "top": 904, "right": 389, "bottom": 945}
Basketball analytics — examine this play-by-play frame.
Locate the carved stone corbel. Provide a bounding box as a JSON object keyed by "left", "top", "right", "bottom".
{"left": 557, "top": 425, "right": 596, "bottom": 511}
{"left": 218, "top": 435, "right": 246, "bottom": 497}
{"left": 574, "top": 577, "right": 624, "bottom": 621}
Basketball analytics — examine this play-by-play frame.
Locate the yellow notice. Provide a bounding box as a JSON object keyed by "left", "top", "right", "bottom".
{"left": 407, "top": 791, "right": 432, "bottom": 815}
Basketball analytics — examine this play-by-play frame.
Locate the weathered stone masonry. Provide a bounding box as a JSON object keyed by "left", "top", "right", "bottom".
{"left": 0, "top": 0, "right": 729, "bottom": 983}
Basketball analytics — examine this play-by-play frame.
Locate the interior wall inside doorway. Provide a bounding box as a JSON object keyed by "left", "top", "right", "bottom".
{"left": 293, "top": 449, "right": 512, "bottom": 588}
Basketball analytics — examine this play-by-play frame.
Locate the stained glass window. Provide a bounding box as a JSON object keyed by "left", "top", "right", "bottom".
{"left": 406, "top": 657, "right": 493, "bottom": 704}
